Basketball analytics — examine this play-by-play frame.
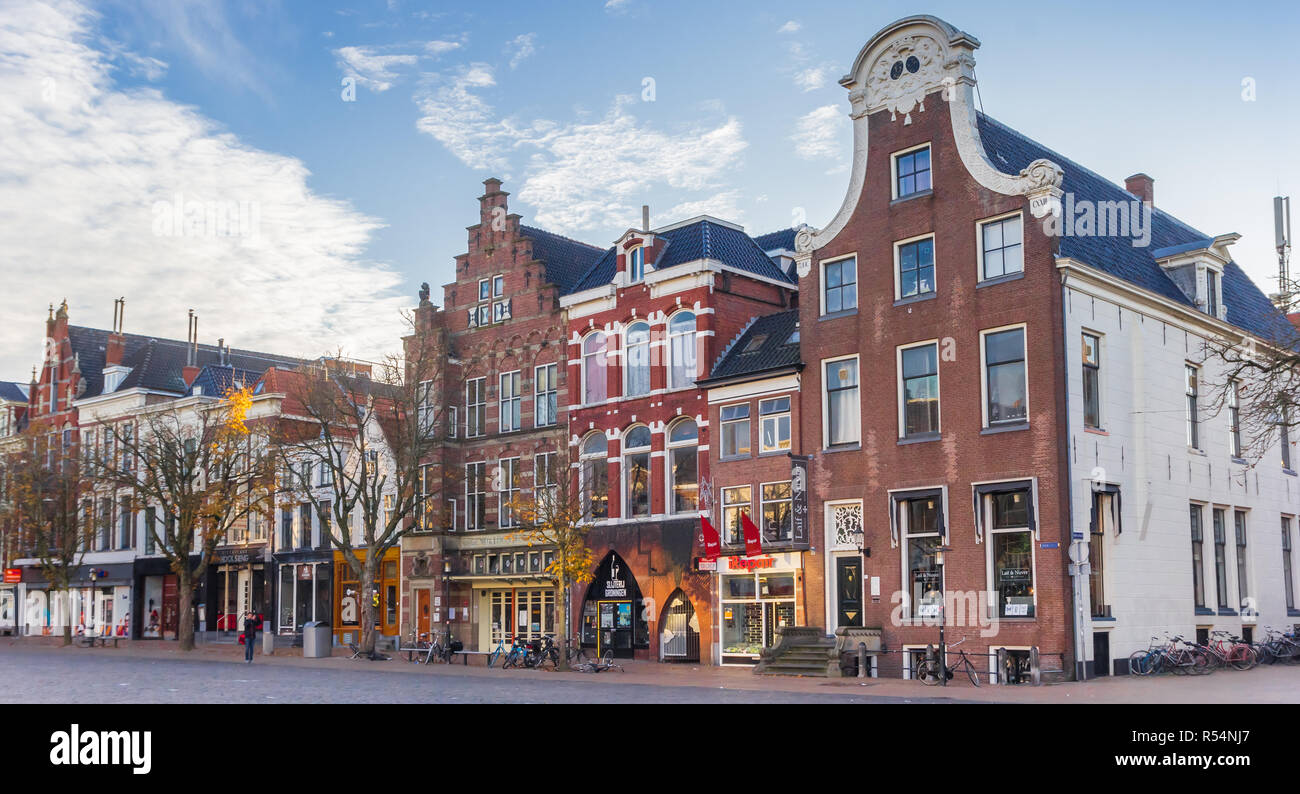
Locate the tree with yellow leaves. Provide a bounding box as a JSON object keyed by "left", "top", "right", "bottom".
{"left": 507, "top": 448, "right": 599, "bottom": 671}
{"left": 90, "top": 383, "right": 275, "bottom": 650}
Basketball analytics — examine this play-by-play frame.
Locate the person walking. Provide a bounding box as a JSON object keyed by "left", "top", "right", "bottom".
{"left": 243, "top": 611, "right": 258, "bottom": 663}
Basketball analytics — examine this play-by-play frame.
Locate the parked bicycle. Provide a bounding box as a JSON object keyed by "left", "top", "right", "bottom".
{"left": 916, "top": 638, "right": 981, "bottom": 687}
{"left": 573, "top": 648, "right": 624, "bottom": 673}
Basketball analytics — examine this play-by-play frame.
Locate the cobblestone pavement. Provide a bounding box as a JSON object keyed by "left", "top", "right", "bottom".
{"left": 0, "top": 644, "right": 966, "bottom": 704}
{"left": 2, "top": 639, "right": 1297, "bottom": 703}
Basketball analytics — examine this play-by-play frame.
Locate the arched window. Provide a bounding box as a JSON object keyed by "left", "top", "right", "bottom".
{"left": 624, "top": 322, "right": 651, "bottom": 397}
{"left": 623, "top": 425, "right": 652, "bottom": 517}
{"left": 581, "top": 433, "right": 609, "bottom": 520}
{"left": 667, "top": 418, "right": 698, "bottom": 514}
{"left": 667, "top": 311, "right": 697, "bottom": 389}
{"left": 582, "top": 332, "right": 607, "bottom": 404}
{"left": 628, "top": 246, "right": 645, "bottom": 283}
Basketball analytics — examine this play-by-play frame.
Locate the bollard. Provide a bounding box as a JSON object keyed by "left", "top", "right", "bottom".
{"left": 857, "top": 642, "right": 867, "bottom": 679}
{"left": 996, "top": 648, "right": 1008, "bottom": 685}
{"left": 1030, "top": 646, "right": 1041, "bottom": 686}
{"left": 263, "top": 627, "right": 274, "bottom": 656}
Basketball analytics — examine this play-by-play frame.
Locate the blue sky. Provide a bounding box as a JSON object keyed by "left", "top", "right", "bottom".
{"left": 1, "top": 0, "right": 1297, "bottom": 376}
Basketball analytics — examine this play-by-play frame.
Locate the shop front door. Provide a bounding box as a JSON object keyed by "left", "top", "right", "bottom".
{"left": 161, "top": 575, "right": 179, "bottom": 639}
{"left": 596, "top": 601, "right": 633, "bottom": 657}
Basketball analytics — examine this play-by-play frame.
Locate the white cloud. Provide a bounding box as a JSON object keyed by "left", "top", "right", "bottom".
{"left": 0, "top": 0, "right": 408, "bottom": 375}
{"left": 334, "top": 39, "right": 461, "bottom": 92}
{"left": 604, "top": 0, "right": 630, "bottom": 12}
{"left": 506, "top": 33, "right": 536, "bottom": 70}
{"left": 334, "top": 46, "right": 420, "bottom": 92}
{"left": 664, "top": 191, "right": 745, "bottom": 224}
{"left": 794, "top": 66, "right": 829, "bottom": 92}
{"left": 791, "top": 104, "right": 846, "bottom": 160}
{"left": 778, "top": 21, "right": 801, "bottom": 34}
{"left": 415, "top": 70, "right": 747, "bottom": 235}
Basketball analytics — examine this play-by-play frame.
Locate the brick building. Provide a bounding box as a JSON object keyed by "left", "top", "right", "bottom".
{"left": 403, "top": 179, "right": 604, "bottom": 653}
{"left": 791, "top": 15, "right": 1074, "bottom": 680}
{"left": 560, "top": 214, "right": 797, "bottom": 661}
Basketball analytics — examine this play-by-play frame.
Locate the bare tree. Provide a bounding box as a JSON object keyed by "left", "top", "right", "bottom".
{"left": 92, "top": 385, "right": 275, "bottom": 650}
{"left": 0, "top": 421, "right": 91, "bottom": 645}
{"left": 272, "top": 334, "right": 448, "bottom": 656}
{"left": 506, "top": 447, "right": 598, "bottom": 670}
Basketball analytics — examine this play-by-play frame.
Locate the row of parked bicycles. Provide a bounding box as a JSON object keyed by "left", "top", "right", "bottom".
{"left": 1128, "top": 627, "right": 1300, "bottom": 675}
{"left": 402, "top": 631, "right": 624, "bottom": 673}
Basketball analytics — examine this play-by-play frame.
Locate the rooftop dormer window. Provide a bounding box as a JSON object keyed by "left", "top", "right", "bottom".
{"left": 1205, "top": 267, "right": 1220, "bottom": 318}
{"left": 628, "top": 245, "right": 645, "bottom": 283}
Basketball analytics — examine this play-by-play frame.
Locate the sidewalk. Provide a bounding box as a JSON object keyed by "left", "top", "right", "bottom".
{"left": 4, "top": 635, "right": 1296, "bottom": 703}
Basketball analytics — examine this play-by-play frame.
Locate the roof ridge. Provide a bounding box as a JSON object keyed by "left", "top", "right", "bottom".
{"left": 710, "top": 314, "right": 760, "bottom": 375}
{"left": 519, "top": 224, "right": 604, "bottom": 252}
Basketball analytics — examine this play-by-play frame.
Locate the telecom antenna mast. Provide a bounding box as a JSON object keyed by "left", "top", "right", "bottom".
{"left": 1277, "top": 196, "right": 1292, "bottom": 309}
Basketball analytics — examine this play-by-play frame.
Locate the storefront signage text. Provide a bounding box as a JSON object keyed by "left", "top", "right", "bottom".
{"left": 3, "top": 568, "right": 20, "bottom": 584}
{"left": 731, "top": 556, "right": 776, "bottom": 571}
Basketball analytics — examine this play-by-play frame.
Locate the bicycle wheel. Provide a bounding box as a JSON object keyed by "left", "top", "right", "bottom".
{"left": 487, "top": 648, "right": 501, "bottom": 668}
{"left": 1229, "top": 645, "right": 1256, "bottom": 671}
{"left": 963, "top": 659, "right": 981, "bottom": 687}
{"left": 916, "top": 659, "right": 942, "bottom": 685}
{"left": 1128, "top": 650, "right": 1152, "bottom": 676}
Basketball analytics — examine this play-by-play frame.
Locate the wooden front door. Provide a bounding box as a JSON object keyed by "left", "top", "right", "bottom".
{"left": 161, "top": 575, "right": 179, "bottom": 639}
{"left": 415, "top": 589, "right": 431, "bottom": 638}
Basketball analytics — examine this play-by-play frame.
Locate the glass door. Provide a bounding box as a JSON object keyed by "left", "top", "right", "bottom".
{"left": 596, "top": 601, "right": 633, "bottom": 657}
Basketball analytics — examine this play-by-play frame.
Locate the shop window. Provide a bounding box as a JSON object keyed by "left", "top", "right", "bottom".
{"left": 986, "top": 489, "right": 1035, "bottom": 618}
{"left": 760, "top": 397, "right": 791, "bottom": 453}
{"left": 667, "top": 418, "right": 698, "bottom": 514}
{"left": 623, "top": 425, "right": 651, "bottom": 518}
{"left": 720, "top": 404, "right": 751, "bottom": 458}
{"left": 721, "top": 486, "right": 752, "bottom": 546}
{"left": 721, "top": 570, "right": 796, "bottom": 664}
{"left": 580, "top": 433, "right": 608, "bottom": 519}
{"left": 761, "top": 482, "right": 792, "bottom": 544}
{"left": 900, "top": 493, "right": 943, "bottom": 620}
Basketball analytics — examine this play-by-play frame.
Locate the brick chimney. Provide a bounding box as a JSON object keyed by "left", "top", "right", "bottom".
{"left": 182, "top": 309, "right": 200, "bottom": 388}
{"left": 105, "top": 297, "right": 125, "bottom": 367}
{"left": 480, "top": 177, "right": 508, "bottom": 228}
{"left": 1125, "top": 173, "right": 1154, "bottom": 206}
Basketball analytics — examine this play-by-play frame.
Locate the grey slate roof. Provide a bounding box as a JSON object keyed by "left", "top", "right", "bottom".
{"left": 520, "top": 225, "right": 607, "bottom": 294}
{"left": 68, "top": 326, "right": 306, "bottom": 399}
{"left": 704, "top": 309, "right": 802, "bottom": 383}
{"left": 569, "top": 218, "right": 796, "bottom": 293}
{"left": 0, "top": 381, "right": 28, "bottom": 403}
{"left": 753, "top": 228, "right": 798, "bottom": 253}
{"left": 977, "top": 113, "right": 1294, "bottom": 345}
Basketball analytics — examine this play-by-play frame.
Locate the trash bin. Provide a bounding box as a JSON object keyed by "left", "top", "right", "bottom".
{"left": 302, "top": 621, "right": 332, "bottom": 658}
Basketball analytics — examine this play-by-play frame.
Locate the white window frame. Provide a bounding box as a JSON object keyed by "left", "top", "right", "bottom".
{"left": 897, "top": 489, "right": 946, "bottom": 623}
{"left": 465, "top": 461, "right": 487, "bottom": 531}
{"left": 890, "top": 141, "right": 932, "bottom": 201}
{"left": 417, "top": 379, "right": 436, "bottom": 438}
{"left": 1228, "top": 378, "right": 1242, "bottom": 458}
{"left": 448, "top": 405, "right": 458, "bottom": 439}
{"left": 581, "top": 331, "right": 608, "bottom": 406}
{"left": 534, "top": 452, "right": 557, "bottom": 509}
{"left": 499, "top": 370, "right": 522, "bottom": 433}
{"left": 624, "top": 321, "right": 651, "bottom": 398}
{"left": 666, "top": 310, "right": 698, "bottom": 390}
{"left": 628, "top": 245, "right": 645, "bottom": 283}
{"left": 719, "top": 402, "right": 751, "bottom": 459}
{"left": 893, "top": 232, "right": 937, "bottom": 302}
{"left": 534, "top": 363, "right": 558, "bottom": 427}
{"left": 1081, "top": 331, "right": 1103, "bottom": 430}
{"left": 759, "top": 396, "right": 791, "bottom": 454}
{"left": 976, "top": 210, "right": 1025, "bottom": 282}
{"left": 498, "top": 457, "right": 520, "bottom": 528}
{"left": 979, "top": 323, "right": 1029, "bottom": 429}
{"left": 721, "top": 485, "right": 753, "bottom": 547}
{"left": 665, "top": 418, "right": 698, "bottom": 516}
{"left": 819, "top": 253, "right": 858, "bottom": 317}
{"left": 622, "top": 425, "right": 652, "bottom": 519}
{"left": 821, "top": 354, "right": 861, "bottom": 449}
{"left": 981, "top": 486, "right": 1038, "bottom": 620}
{"left": 1185, "top": 363, "right": 1200, "bottom": 450}
{"left": 492, "top": 274, "right": 504, "bottom": 297}
{"left": 466, "top": 377, "right": 486, "bottom": 438}
{"left": 580, "top": 432, "right": 609, "bottom": 520}
{"left": 896, "top": 339, "right": 941, "bottom": 439}
{"left": 759, "top": 480, "right": 793, "bottom": 546}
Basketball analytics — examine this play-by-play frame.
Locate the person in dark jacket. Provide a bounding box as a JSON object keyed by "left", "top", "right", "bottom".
{"left": 243, "top": 611, "right": 258, "bottom": 663}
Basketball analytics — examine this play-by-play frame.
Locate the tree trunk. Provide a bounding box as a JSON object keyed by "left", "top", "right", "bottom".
{"left": 558, "top": 582, "right": 572, "bottom": 671}
{"left": 61, "top": 591, "right": 72, "bottom": 646}
{"left": 359, "top": 560, "right": 377, "bottom": 655}
{"left": 177, "top": 571, "right": 195, "bottom": 651}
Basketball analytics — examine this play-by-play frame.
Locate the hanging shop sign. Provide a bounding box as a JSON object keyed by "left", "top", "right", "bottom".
{"left": 790, "top": 455, "right": 810, "bottom": 549}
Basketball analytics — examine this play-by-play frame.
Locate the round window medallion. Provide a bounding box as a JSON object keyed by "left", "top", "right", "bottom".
{"left": 890, "top": 61, "right": 904, "bottom": 80}
{"left": 906, "top": 55, "right": 921, "bottom": 74}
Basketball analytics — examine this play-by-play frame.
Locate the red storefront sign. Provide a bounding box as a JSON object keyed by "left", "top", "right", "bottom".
{"left": 730, "top": 556, "right": 776, "bottom": 572}
{"left": 3, "top": 568, "right": 20, "bottom": 584}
